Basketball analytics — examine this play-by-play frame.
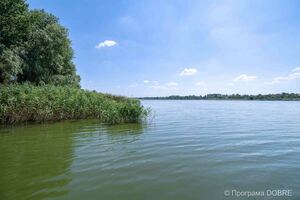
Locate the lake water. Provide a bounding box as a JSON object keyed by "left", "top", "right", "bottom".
{"left": 0, "top": 100, "right": 300, "bottom": 200}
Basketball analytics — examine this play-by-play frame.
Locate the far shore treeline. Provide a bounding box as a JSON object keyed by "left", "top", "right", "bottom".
{"left": 0, "top": 0, "right": 147, "bottom": 125}
{"left": 140, "top": 93, "right": 300, "bottom": 101}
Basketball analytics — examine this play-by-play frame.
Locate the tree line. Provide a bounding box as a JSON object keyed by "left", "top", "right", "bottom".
{"left": 140, "top": 93, "right": 300, "bottom": 101}
{"left": 0, "top": 0, "right": 80, "bottom": 86}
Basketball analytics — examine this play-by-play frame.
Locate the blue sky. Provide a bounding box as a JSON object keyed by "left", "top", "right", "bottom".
{"left": 28, "top": 0, "right": 300, "bottom": 96}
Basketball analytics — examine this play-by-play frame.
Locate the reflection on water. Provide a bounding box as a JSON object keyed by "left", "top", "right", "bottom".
{"left": 103, "top": 123, "right": 145, "bottom": 144}
{"left": 0, "top": 122, "right": 74, "bottom": 200}
{"left": 104, "top": 123, "right": 144, "bottom": 135}
{"left": 0, "top": 120, "right": 146, "bottom": 200}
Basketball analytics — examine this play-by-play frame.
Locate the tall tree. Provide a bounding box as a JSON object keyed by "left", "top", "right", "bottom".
{"left": 0, "top": 0, "right": 80, "bottom": 86}
{"left": 19, "top": 10, "right": 80, "bottom": 86}
{"left": 0, "top": 0, "right": 29, "bottom": 83}
{"left": 0, "top": 0, "right": 29, "bottom": 47}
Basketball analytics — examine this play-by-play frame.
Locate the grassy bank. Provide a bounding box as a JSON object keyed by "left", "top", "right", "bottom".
{"left": 0, "top": 84, "right": 148, "bottom": 125}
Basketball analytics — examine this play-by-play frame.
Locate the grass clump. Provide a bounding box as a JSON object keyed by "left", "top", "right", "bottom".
{"left": 0, "top": 84, "right": 148, "bottom": 125}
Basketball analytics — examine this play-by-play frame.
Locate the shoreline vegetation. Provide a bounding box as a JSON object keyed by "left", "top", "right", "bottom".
{"left": 0, "top": 0, "right": 147, "bottom": 125}
{"left": 140, "top": 93, "right": 300, "bottom": 101}
{"left": 0, "top": 84, "right": 148, "bottom": 125}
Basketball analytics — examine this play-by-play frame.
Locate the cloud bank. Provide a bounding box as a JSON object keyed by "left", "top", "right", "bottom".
{"left": 265, "top": 68, "right": 300, "bottom": 84}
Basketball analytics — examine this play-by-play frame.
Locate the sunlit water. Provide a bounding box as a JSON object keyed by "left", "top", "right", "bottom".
{"left": 0, "top": 100, "right": 300, "bottom": 200}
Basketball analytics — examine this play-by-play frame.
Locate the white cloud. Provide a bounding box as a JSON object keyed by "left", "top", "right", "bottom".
{"left": 292, "top": 67, "right": 300, "bottom": 72}
{"left": 143, "top": 80, "right": 150, "bottom": 84}
{"left": 180, "top": 68, "right": 198, "bottom": 76}
{"left": 166, "top": 81, "right": 178, "bottom": 86}
{"left": 265, "top": 70, "right": 300, "bottom": 85}
{"left": 95, "top": 40, "right": 117, "bottom": 48}
{"left": 233, "top": 74, "right": 257, "bottom": 82}
{"left": 196, "top": 81, "right": 207, "bottom": 87}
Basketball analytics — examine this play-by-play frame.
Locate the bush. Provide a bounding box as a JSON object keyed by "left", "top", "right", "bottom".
{"left": 0, "top": 84, "right": 148, "bottom": 124}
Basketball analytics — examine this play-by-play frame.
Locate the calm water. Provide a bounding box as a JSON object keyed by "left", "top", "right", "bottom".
{"left": 1, "top": 100, "right": 300, "bottom": 200}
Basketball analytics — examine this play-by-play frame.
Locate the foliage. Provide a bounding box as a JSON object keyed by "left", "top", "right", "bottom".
{"left": 0, "top": 45, "right": 23, "bottom": 83}
{"left": 0, "top": 84, "right": 148, "bottom": 125}
{"left": 0, "top": 0, "right": 29, "bottom": 47}
{"left": 0, "top": 0, "right": 148, "bottom": 125}
{"left": 0, "top": 0, "right": 80, "bottom": 86}
{"left": 141, "top": 93, "right": 300, "bottom": 101}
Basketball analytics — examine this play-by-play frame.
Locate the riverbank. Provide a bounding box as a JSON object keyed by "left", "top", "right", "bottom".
{"left": 0, "top": 84, "right": 148, "bottom": 125}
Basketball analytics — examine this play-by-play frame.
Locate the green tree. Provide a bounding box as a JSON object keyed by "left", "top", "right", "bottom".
{"left": 0, "top": 45, "right": 23, "bottom": 83}
{"left": 0, "top": 0, "right": 28, "bottom": 83}
{"left": 0, "top": 0, "right": 80, "bottom": 86}
{"left": 0, "top": 0, "right": 29, "bottom": 47}
{"left": 19, "top": 10, "right": 80, "bottom": 86}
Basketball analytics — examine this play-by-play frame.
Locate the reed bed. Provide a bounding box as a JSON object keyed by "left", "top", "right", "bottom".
{"left": 0, "top": 84, "right": 148, "bottom": 125}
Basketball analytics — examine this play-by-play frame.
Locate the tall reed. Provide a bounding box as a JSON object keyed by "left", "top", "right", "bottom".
{"left": 0, "top": 84, "right": 148, "bottom": 125}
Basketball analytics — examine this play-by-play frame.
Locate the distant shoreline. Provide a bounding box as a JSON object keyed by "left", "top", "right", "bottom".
{"left": 139, "top": 93, "right": 300, "bottom": 101}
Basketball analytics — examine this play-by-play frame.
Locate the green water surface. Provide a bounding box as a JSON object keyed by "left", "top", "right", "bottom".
{"left": 0, "top": 100, "right": 300, "bottom": 200}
